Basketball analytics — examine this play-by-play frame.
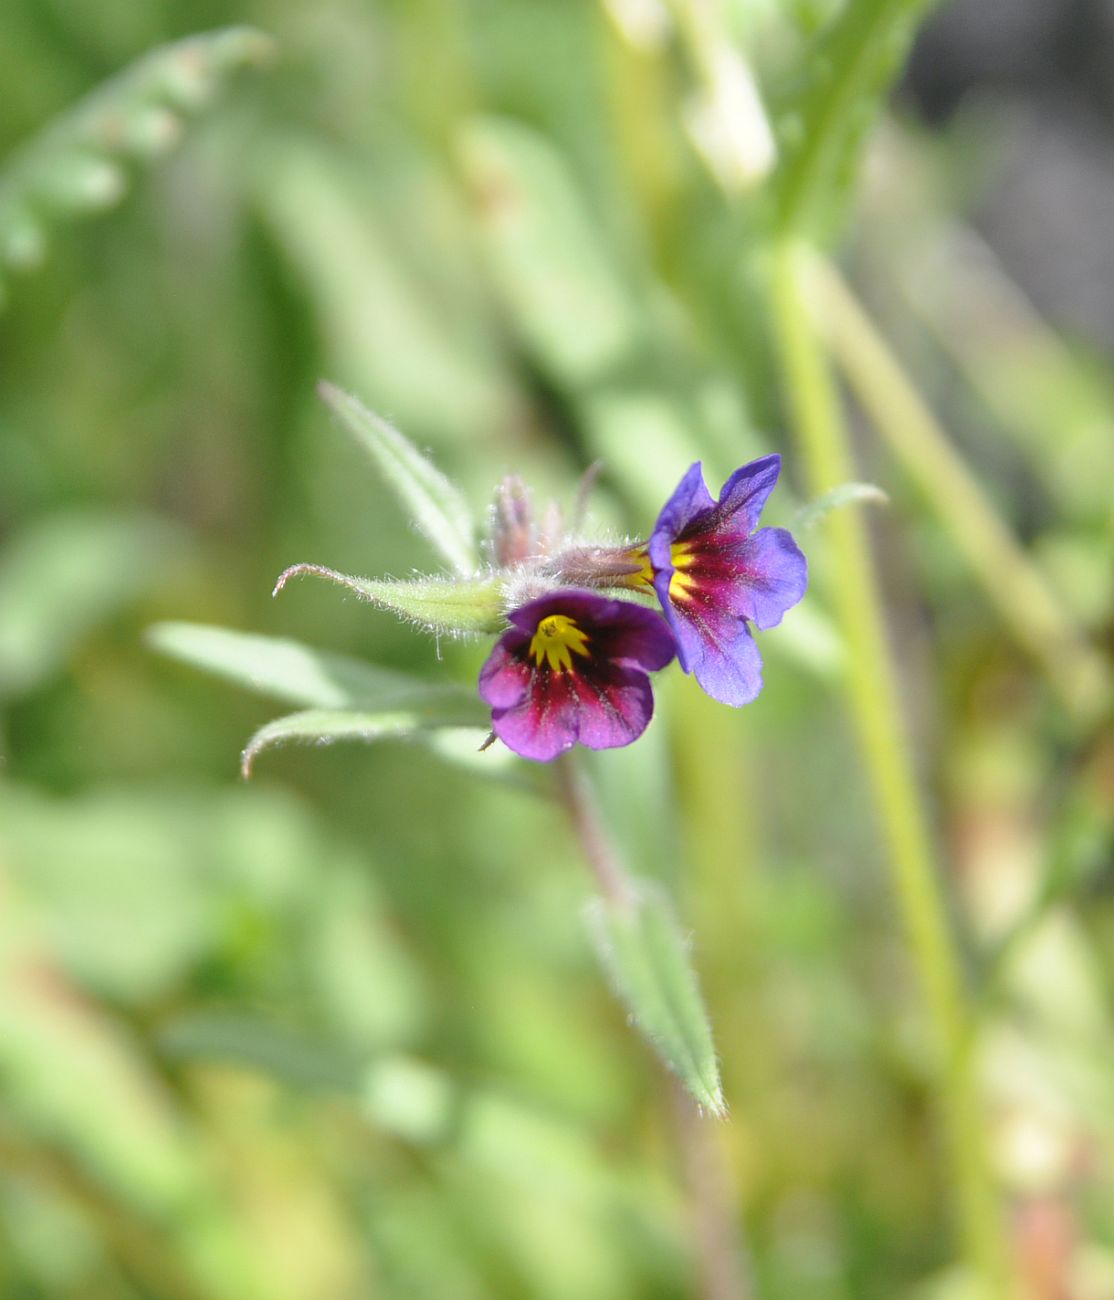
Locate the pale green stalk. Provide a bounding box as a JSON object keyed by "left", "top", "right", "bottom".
{"left": 770, "top": 237, "right": 1008, "bottom": 1295}
{"left": 810, "top": 257, "right": 1110, "bottom": 722}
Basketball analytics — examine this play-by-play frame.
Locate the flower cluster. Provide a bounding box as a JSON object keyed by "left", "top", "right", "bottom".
{"left": 274, "top": 397, "right": 807, "bottom": 768}
{"left": 477, "top": 455, "right": 807, "bottom": 762}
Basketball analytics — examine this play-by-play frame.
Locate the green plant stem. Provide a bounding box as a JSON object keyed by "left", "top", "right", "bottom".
{"left": 554, "top": 755, "right": 635, "bottom": 911}
{"left": 810, "top": 256, "right": 1111, "bottom": 722}
{"left": 770, "top": 237, "right": 1008, "bottom": 1294}
{"left": 670, "top": 1079, "right": 753, "bottom": 1300}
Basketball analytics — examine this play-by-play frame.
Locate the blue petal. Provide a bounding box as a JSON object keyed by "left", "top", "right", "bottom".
{"left": 653, "top": 462, "right": 716, "bottom": 542}
{"left": 673, "top": 607, "right": 764, "bottom": 707}
{"left": 730, "top": 527, "right": 809, "bottom": 630}
{"left": 713, "top": 454, "right": 782, "bottom": 535}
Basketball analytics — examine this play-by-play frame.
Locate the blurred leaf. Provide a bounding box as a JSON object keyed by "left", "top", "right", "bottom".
{"left": 241, "top": 703, "right": 489, "bottom": 776}
{"left": 459, "top": 116, "right": 643, "bottom": 387}
{"left": 767, "top": 599, "right": 843, "bottom": 674}
{"left": 148, "top": 620, "right": 425, "bottom": 708}
{"left": 159, "top": 1013, "right": 361, "bottom": 1091}
{"left": 586, "top": 884, "right": 724, "bottom": 1117}
{"left": 584, "top": 389, "right": 716, "bottom": 513}
{"left": 0, "top": 511, "right": 183, "bottom": 700}
{"left": 893, "top": 222, "right": 1114, "bottom": 527}
{"left": 318, "top": 382, "right": 478, "bottom": 575}
{"left": 0, "top": 782, "right": 428, "bottom": 1045}
{"left": 0, "top": 789, "right": 212, "bottom": 1000}
{"left": 774, "top": 0, "right": 931, "bottom": 236}
{"left": 362, "top": 1055, "right": 457, "bottom": 1144}
{"left": 0, "top": 895, "right": 201, "bottom": 1210}
{"left": 425, "top": 726, "right": 542, "bottom": 789}
{"left": 273, "top": 563, "right": 506, "bottom": 635}
{"left": 256, "top": 141, "right": 511, "bottom": 443}
{"left": 149, "top": 623, "right": 520, "bottom": 787}
{"left": 793, "top": 479, "right": 888, "bottom": 531}
{"left": 0, "top": 26, "right": 274, "bottom": 301}
{"left": 305, "top": 860, "right": 432, "bottom": 1049}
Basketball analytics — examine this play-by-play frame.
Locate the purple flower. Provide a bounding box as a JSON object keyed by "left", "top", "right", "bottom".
{"left": 478, "top": 589, "right": 675, "bottom": 762}
{"left": 644, "top": 456, "right": 807, "bottom": 707}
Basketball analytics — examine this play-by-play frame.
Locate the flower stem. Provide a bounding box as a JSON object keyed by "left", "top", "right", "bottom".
{"left": 554, "top": 755, "right": 636, "bottom": 910}
{"left": 670, "top": 1079, "right": 753, "bottom": 1300}
{"left": 770, "top": 236, "right": 1008, "bottom": 1294}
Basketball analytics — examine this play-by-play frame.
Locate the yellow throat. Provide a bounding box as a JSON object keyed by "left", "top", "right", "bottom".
{"left": 529, "top": 614, "right": 591, "bottom": 673}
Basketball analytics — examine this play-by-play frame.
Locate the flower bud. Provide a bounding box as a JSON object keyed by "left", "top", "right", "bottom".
{"left": 491, "top": 475, "right": 537, "bottom": 567}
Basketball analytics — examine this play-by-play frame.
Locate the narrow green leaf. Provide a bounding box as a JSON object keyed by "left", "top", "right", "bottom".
{"left": 318, "top": 381, "right": 477, "bottom": 575}
{"left": 793, "top": 480, "right": 889, "bottom": 532}
{"left": 147, "top": 622, "right": 515, "bottom": 785}
{"left": 241, "top": 703, "right": 489, "bottom": 777}
{"left": 774, "top": 0, "right": 932, "bottom": 236}
{"left": 147, "top": 620, "right": 423, "bottom": 708}
{"left": 273, "top": 563, "right": 506, "bottom": 635}
{"left": 586, "top": 884, "right": 725, "bottom": 1117}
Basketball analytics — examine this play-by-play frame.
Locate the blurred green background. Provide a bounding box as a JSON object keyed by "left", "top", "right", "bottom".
{"left": 1, "top": 2, "right": 1112, "bottom": 1297}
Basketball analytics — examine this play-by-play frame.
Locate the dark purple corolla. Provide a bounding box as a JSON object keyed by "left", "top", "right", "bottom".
{"left": 641, "top": 456, "right": 807, "bottom": 707}
{"left": 478, "top": 589, "right": 675, "bottom": 762}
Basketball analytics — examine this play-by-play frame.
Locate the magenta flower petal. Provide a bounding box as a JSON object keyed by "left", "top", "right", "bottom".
{"left": 478, "top": 589, "right": 674, "bottom": 762}
{"left": 476, "top": 639, "right": 532, "bottom": 708}
{"left": 488, "top": 670, "right": 581, "bottom": 761}
{"left": 646, "top": 457, "right": 806, "bottom": 706}
{"left": 571, "top": 668, "right": 656, "bottom": 750}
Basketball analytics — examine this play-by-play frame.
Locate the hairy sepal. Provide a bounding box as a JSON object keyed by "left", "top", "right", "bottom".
{"left": 274, "top": 563, "right": 506, "bottom": 636}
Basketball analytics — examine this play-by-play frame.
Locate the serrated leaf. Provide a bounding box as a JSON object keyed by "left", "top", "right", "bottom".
{"left": 318, "top": 381, "right": 477, "bottom": 575}
{"left": 241, "top": 703, "right": 489, "bottom": 777}
{"left": 273, "top": 563, "right": 506, "bottom": 635}
{"left": 586, "top": 884, "right": 724, "bottom": 1116}
{"left": 147, "top": 620, "right": 423, "bottom": 708}
{"left": 793, "top": 480, "right": 888, "bottom": 531}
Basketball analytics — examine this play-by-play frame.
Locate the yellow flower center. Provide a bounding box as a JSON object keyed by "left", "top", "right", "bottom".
{"left": 630, "top": 549, "right": 654, "bottom": 587}
{"left": 529, "top": 613, "right": 591, "bottom": 673}
{"left": 630, "top": 543, "right": 698, "bottom": 602}
{"left": 668, "top": 541, "right": 698, "bottom": 601}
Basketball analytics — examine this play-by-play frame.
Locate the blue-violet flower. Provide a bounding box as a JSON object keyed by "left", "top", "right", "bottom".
{"left": 639, "top": 456, "right": 807, "bottom": 706}
{"left": 478, "top": 589, "right": 675, "bottom": 762}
